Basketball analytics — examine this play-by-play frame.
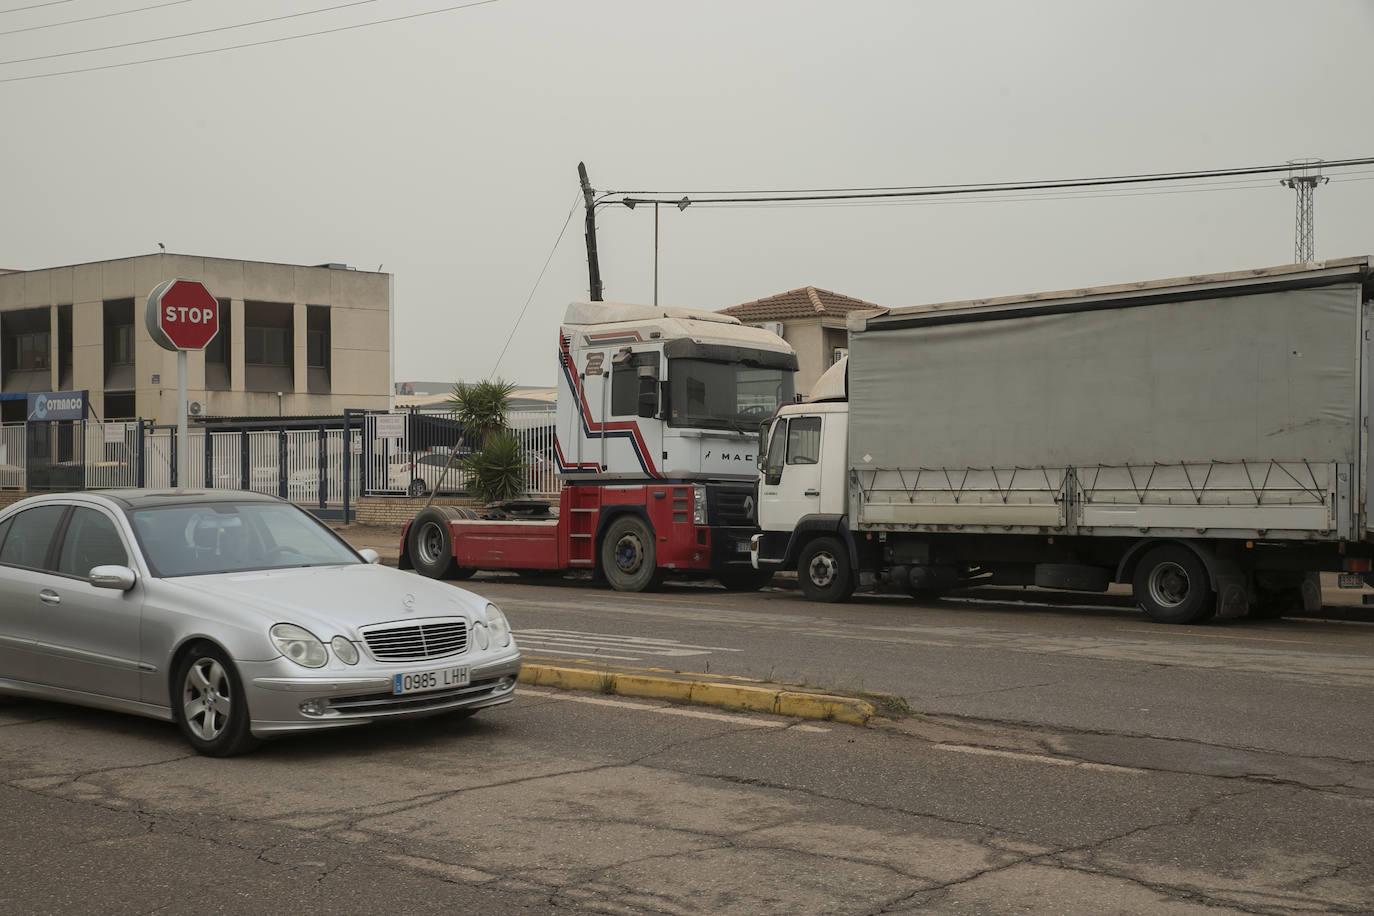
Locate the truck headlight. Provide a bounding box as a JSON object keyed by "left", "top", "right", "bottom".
{"left": 693, "top": 484, "right": 707, "bottom": 525}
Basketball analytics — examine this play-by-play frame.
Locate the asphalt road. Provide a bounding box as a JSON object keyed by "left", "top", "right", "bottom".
{"left": 474, "top": 574, "right": 1374, "bottom": 764}
{"left": 3, "top": 560, "right": 1372, "bottom": 914}
{"left": 2, "top": 679, "right": 1371, "bottom": 914}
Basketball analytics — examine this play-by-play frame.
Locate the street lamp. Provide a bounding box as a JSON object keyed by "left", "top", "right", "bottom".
{"left": 621, "top": 196, "right": 692, "bottom": 306}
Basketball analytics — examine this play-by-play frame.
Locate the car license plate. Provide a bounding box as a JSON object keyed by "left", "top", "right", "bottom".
{"left": 394, "top": 665, "right": 469, "bottom": 695}
{"left": 1337, "top": 573, "right": 1365, "bottom": 589}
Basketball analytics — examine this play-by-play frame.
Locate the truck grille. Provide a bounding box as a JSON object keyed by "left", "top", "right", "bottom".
{"left": 709, "top": 484, "right": 758, "bottom": 526}
{"left": 362, "top": 620, "right": 468, "bottom": 661}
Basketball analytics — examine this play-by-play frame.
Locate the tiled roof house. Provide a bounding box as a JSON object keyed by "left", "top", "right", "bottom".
{"left": 720, "top": 286, "right": 884, "bottom": 398}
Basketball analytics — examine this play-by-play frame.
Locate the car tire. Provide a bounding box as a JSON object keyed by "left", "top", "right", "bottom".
{"left": 407, "top": 477, "right": 429, "bottom": 498}
{"left": 173, "top": 642, "right": 260, "bottom": 757}
{"left": 798, "top": 536, "right": 855, "bottom": 603}
{"left": 718, "top": 569, "right": 775, "bottom": 591}
{"left": 1133, "top": 545, "right": 1215, "bottom": 624}
{"left": 599, "top": 515, "right": 663, "bottom": 592}
{"left": 409, "top": 507, "right": 459, "bottom": 578}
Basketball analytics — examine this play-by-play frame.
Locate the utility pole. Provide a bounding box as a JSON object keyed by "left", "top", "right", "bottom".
{"left": 578, "top": 162, "right": 603, "bottom": 301}
{"left": 1280, "top": 159, "right": 1328, "bottom": 263}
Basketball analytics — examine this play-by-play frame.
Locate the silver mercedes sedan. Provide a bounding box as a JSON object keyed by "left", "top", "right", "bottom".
{"left": 0, "top": 489, "right": 521, "bottom": 756}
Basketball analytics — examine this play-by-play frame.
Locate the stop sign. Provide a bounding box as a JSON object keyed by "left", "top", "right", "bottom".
{"left": 145, "top": 279, "right": 220, "bottom": 351}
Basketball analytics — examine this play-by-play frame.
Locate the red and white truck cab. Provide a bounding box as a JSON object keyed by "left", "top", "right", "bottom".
{"left": 400, "top": 300, "right": 797, "bottom": 591}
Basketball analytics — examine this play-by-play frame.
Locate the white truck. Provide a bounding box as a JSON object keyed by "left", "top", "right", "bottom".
{"left": 403, "top": 301, "right": 797, "bottom": 591}
{"left": 751, "top": 257, "right": 1374, "bottom": 623}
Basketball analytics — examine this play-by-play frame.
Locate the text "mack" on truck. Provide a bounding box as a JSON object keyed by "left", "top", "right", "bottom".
{"left": 752, "top": 257, "right": 1374, "bottom": 623}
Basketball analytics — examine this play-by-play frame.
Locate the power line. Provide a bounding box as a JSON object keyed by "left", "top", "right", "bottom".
{"left": 0, "top": 0, "right": 377, "bottom": 65}
{"left": 608, "top": 157, "right": 1374, "bottom": 207}
{"left": 0, "top": 0, "right": 198, "bottom": 38}
{"left": 489, "top": 193, "right": 581, "bottom": 379}
{"left": 0, "top": 0, "right": 502, "bottom": 82}
{"left": 0, "top": 0, "right": 77, "bottom": 15}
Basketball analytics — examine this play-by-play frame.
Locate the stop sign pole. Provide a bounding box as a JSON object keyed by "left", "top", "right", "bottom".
{"left": 145, "top": 279, "right": 220, "bottom": 487}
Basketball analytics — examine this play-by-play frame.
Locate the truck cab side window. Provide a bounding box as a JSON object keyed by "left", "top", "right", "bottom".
{"left": 763, "top": 420, "right": 787, "bottom": 485}
{"left": 787, "top": 417, "right": 821, "bottom": 465}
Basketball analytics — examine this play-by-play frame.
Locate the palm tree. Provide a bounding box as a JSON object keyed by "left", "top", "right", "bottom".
{"left": 447, "top": 379, "right": 526, "bottom": 503}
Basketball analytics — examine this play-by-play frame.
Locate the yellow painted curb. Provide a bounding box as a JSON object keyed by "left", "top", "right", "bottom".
{"left": 615, "top": 673, "right": 695, "bottom": 702}
{"left": 518, "top": 663, "right": 875, "bottom": 726}
{"left": 688, "top": 681, "right": 779, "bottom": 714}
{"left": 776, "top": 691, "right": 875, "bottom": 726}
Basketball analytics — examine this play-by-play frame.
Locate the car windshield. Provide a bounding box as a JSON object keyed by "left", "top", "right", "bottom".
{"left": 128, "top": 501, "right": 361, "bottom": 577}
{"left": 667, "top": 359, "right": 795, "bottom": 431}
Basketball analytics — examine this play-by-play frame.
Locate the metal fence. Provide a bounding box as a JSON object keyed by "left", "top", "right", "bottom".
{"left": 0, "top": 407, "right": 559, "bottom": 515}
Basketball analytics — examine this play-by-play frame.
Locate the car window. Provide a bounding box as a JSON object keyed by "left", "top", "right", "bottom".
{"left": 0, "top": 517, "right": 13, "bottom": 554}
{"left": 129, "top": 501, "right": 360, "bottom": 577}
{"left": 0, "top": 505, "right": 67, "bottom": 571}
{"left": 56, "top": 507, "right": 128, "bottom": 577}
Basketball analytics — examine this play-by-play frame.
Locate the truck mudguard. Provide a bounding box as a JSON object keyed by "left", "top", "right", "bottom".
{"left": 784, "top": 515, "right": 857, "bottom": 569}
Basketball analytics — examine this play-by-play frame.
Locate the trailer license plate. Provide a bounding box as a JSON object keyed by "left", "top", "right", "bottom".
{"left": 1337, "top": 573, "right": 1365, "bottom": 589}
{"left": 394, "top": 665, "right": 470, "bottom": 695}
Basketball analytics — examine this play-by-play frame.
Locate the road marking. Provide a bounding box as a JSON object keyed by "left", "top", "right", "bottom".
{"left": 516, "top": 687, "right": 828, "bottom": 729}
{"left": 517, "top": 629, "right": 743, "bottom": 660}
{"left": 933, "top": 743, "right": 1147, "bottom": 774}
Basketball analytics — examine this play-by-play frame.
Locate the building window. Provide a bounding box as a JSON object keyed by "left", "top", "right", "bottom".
{"left": 15, "top": 332, "right": 49, "bottom": 370}
{"left": 245, "top": 326, "right": 290, "bottom": 366}
{"left": 307, "top": 329, "right": 328, "bottom": 369}
{"left": 110, "top": 325, "right": 134, "bottom": 365}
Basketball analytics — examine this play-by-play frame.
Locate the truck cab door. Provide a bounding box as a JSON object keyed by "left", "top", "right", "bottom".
{"left": 759, "top": 415, "right": 824, "bottom": 530}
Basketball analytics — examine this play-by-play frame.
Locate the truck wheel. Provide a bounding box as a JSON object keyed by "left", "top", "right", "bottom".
{"left": 798, "top": 536, "right": 855, "bottom": 603}
{"left": 718, "top": 569, "right": 774, "bottom": 591}
{"left": 1132, "top": 545, "right": 1214, "bottom": 624}
{"left": 600, "top": 515, "right": 662, "bottom": 592}
{"left": 409, "top": 507, "right": 459, "bottom": 579}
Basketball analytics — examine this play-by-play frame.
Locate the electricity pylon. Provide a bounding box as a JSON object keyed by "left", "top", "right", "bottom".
{"left": 1280, "top": 159, "right": 1328, "bottom": 263}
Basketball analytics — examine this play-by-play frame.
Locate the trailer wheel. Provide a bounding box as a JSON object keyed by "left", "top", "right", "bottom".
{"left": 600, "top": 515, "right": 663, "bottom": 592}
{"left": 1132, "top": 545, "right": 1214, "bottom": 624}
{"left": 798, "top": 536, "right": 855, "bottom": 603}
{"left": 408, "top": 507, "right": 459, "bottom": 579}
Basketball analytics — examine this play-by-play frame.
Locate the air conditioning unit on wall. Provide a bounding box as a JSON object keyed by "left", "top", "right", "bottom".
{"left": 832, "top": 347, "right": 848, "bottom": 364}
{"left": 187, "top": 400, "right": 205, "bottom": 417}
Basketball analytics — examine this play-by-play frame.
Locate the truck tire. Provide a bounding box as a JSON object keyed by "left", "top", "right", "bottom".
{"left": 1132, "top": 545, "right": 1214, "bottom": 624}
{"left": 798, "top": 536, "right": 855, "bottom": 603}
{"left": 718, "top": 569, "right": 774, "bottom": 591}
{"left": 408, "top": 507, "right": 465, "bottom": 579}
{"left": 600, "top": 515, "right": 663, "bottom": 592}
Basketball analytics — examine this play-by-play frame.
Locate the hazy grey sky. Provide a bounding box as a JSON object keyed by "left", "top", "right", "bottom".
{"left": 3, "top": 0, "right": 1373, "bottom": 387}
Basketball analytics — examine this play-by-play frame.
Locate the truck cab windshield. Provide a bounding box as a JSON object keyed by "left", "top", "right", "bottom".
{"left": 667, "top": 358, "right": 794, "bottom": 431}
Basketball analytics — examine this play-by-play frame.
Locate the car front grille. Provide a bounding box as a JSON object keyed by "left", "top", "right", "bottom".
{"left": 361, "top": 619, "right": 468, "bottom": 661}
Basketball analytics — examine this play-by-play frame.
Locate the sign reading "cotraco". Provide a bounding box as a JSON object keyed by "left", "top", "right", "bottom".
{"left": 145, "top": 279, "right": 220, "bottom": 351}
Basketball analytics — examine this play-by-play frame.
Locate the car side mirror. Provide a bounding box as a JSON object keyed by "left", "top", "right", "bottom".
{"left": 358, "top": 548, "right": 381, "bottom": 565}
{"left": 89, "top": 565, "right": 136, "bottom": 591}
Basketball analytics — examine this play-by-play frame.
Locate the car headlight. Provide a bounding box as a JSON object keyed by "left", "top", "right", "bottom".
{"left": 330, "top": 635, "right": 359, "bottom": 665}
{"left": 486, "top": 603, "right": 511, "bottom": 648}
{"left": 270, "top": 624, "right": 328, "bottom": 668}
{"left": 693, "top": 484, "right": 707, "bottom": 525}
{"left": 472, "top": 622, "right": 490, "bottom": 651}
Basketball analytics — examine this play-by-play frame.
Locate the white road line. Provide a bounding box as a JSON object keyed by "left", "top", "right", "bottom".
{"left": 516, "top": 687, "right": 827, "bottom": 729}
{"left": 933, "top": 743, "right": 1147, "bottom": 774}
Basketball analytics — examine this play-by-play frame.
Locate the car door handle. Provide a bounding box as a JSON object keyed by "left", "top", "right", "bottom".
{"left": 804, "top": 489, "right": 820, "bottom": 497}
{"left": 39, "top": 589, "right": 61, "bottom": 606}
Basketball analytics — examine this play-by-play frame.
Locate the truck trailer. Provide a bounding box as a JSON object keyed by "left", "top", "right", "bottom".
{"left": 751, "top": 257, "right": 1374, "bottom": 623}
{"left": 400, "top": 300, "right": 796, "bottom": 591}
